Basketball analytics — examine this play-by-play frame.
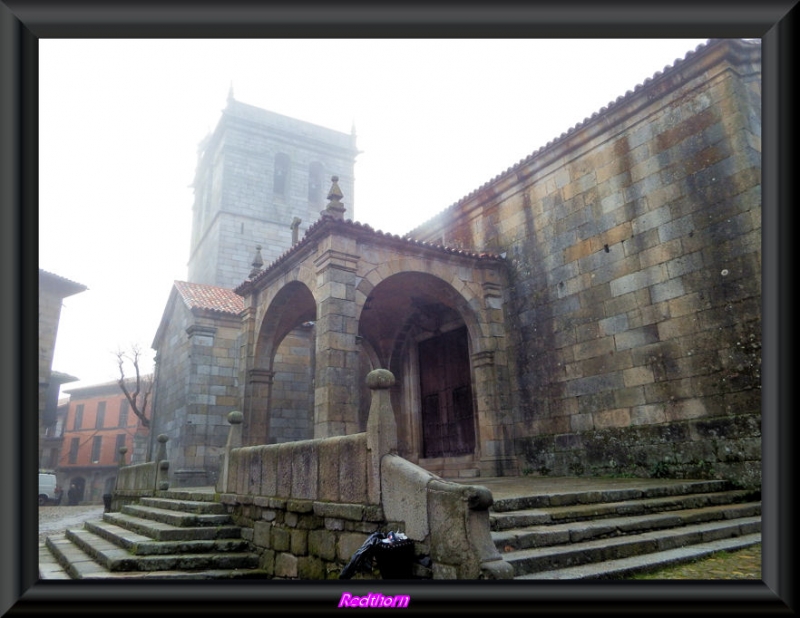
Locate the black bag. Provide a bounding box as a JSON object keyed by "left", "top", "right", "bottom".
{"left": 339, "top": 531, "right": 384, "bottom": 579}
{"left": 339, "top": 531, "right": 414, "bottom": 580}
{"left": 373, "top": 538, "right": 414, "bottom": 579}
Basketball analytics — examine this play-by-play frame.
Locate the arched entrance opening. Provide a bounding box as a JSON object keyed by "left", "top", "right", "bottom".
{"left": 248, "top": 281, "right": 317, "bottom": 445}
{"left": 358, "top": 272, "right": 481, "bottom": 472}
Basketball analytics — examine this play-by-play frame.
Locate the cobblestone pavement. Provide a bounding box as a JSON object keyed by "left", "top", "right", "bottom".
{"left": 38, "top": 504, "right": 104, "bottom": 546}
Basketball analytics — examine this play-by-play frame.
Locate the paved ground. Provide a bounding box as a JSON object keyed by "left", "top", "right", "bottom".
{"left": 38, "top": 503, "right": 104, "bottom": 546}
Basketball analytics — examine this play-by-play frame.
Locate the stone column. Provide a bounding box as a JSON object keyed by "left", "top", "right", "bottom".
{"left": 154, "top": 434, "right": 170, "bottom": 491}
{"left": 472, "top": 349, "right": 517, "bottom": 476}
{"left": 245, "top": 368, "right": 273, "bottom": 446}
{"left": 366, "top": 369, "right": 398, "bottom": 504}
{"left": 312, "top": 239, "right": 361, "bottom": 438}
{"left": 216, "top": 410, "right": 243, "bottom": 494}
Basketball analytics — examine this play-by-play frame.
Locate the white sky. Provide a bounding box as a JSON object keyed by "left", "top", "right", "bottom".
{"left": 38, "top": 38, "right": 712, "bottom": 393}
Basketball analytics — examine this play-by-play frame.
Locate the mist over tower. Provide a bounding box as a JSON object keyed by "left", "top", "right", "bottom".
{"left": 187, "top": 93, "right": 359, "bottom": 289}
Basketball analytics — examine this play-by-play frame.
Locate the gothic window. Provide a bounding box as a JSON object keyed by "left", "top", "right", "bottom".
{"left": 308, "top": 161, "right": 324, "bottom": 205}
{"left": 274, "top": 153, "right": 290, "bottom": 195}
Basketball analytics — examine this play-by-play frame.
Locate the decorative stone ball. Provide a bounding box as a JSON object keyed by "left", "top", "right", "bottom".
{"left": 157, "top": 434, "right": 169, "bottom": 443}
{"left": 228, "top": 410, "right": 244, "bottom": 424}
{"left": 366, "top": 368, "right": 395, "bottom": 390}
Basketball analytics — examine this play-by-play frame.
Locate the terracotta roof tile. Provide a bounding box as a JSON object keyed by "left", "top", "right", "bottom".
{"left": 174, "top": 281, "right": 244, "bottom": 314}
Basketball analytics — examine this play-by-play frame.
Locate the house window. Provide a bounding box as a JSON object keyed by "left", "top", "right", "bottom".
{"left": 119, "top": 399, "right": 129, "bottom": 427}
{"left": 274, "top": 153, "right": 290, "bottom": 195}
{"left": 91, "top": 436, "right": 102, "bottom": 463}
{"left": 68, "top": 437, "right": 79, "bottom": 464}
{"left": 73, "top": 404, "right": 84, "bottom": 430}
{"left": 95, "top": 401, "right": 106, "bottom": 429}
{"left": 115, "top": 433, "right": 126, "bottom": 458}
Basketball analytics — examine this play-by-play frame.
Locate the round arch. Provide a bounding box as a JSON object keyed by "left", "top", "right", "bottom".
{"left": 246, "top": 280, "right": 317, "bottom": 446}
{"left": 356, "top": 271, "right": 485, "bottom": 470}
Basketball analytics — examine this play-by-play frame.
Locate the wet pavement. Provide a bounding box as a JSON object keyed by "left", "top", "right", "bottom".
{"left": 38, "top": 504, "right": 104, "bottom": 546}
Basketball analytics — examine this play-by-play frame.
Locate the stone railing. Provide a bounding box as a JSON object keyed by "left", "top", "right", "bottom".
{"left": 217, "top": 368, "right": 512, "bottom": 579}
{"left": 111, "top": 433, "right": 170, "bottom": 511}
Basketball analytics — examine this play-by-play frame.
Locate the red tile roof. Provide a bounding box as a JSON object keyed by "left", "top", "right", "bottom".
{"left": 174, "top": 281, "right": 244, "bottom": 314}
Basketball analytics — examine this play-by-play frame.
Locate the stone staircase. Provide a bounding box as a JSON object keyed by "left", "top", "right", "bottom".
{"left": 40, "top": 479, "right": 761, "bottom": 581}
{"left": 489, "top": 479, "right": 761, "bottom": 579}
{"left": 39, "top": 489, "right": 268, "bottom": 580}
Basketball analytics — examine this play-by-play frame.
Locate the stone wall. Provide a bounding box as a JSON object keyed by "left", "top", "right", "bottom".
{"left": 408, "top": 39, "right": 762, "bottom": 488}
{"left": 220, "top": 433, "right": 387, "bottom": 579}
{"left": 218, "top": 370, "right": 511, "bottom": 579}
{"left": 151, "top": 295, "right": 242, "bottom": 487}
{"left": 269, "top": 326, "right": 315, "bottom": 443}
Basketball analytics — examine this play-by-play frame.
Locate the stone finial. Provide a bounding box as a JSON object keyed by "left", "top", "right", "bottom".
{"left": 291, "top": 217, "right": 302, "bottom": 245}
{"left": 249, "top": 245, "right": 264, "bottom": 278}
{"left": 322, "top": 175, "right": 346, "bottom": 220}
{"left": 227, "top": 82, "right": 235, "bottom": 104}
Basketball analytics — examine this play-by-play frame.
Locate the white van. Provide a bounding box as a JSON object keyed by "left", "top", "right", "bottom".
{"left": 38, "top": 472, "right": 62, "bottom": 506}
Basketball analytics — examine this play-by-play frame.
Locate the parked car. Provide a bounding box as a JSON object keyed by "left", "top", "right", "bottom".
{"left": 38, "top": 472, "right": 62, "bottom": 506}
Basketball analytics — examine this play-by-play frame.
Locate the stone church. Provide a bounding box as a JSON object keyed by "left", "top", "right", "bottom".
{"left": 150, "top": 38, "right": 762, "bottom": 491}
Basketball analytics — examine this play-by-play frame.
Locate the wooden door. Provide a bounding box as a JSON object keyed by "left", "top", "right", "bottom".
{"left": 418, "top": 326, "right": 475, "bottom": 457}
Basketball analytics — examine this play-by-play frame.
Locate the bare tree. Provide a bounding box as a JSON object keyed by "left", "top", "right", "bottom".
{"left": 115, "top": 345, "right": 153, "bottom": 428}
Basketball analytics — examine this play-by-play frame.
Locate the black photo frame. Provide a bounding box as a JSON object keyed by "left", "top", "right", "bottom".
{"left": 2, "top": 2, "right": 795, "bottom": 615}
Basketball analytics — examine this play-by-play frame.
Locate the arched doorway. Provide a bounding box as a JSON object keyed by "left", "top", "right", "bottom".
{"left": 358, "top": 272, "right": 481, "bottom": 471}
{"left": 418, "top": 325, "right": 475, "bottom": 458}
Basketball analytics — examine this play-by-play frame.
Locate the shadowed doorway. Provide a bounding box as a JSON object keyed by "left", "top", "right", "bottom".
{"left": 418, "top": 326, "right": 476, "bottom": 458}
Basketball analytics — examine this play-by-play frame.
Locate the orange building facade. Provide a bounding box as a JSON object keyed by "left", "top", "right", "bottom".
{"left": 58, "top": 379, "right": 149, "bottom": 505}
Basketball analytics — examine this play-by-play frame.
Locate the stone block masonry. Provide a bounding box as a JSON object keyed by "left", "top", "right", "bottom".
{"left": 218, "top": 370, "right": 511, "bottom": 579}
{"left": 409, "top": 40, "right": 762, "bottom": 489}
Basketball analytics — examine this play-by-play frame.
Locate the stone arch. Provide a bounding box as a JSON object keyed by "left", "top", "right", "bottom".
{"left": 356, "top": 270, "right": 491, "bottom": 474}
{"left": 245, "top": 280, "right": 317, "bottom": 445}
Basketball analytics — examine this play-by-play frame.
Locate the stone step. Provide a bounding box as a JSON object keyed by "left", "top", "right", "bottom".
{"left": 519, "top": 532, "right": 762, "bottom": 580}
{"left": 157, "top": 488, "right": 218, "bottom": 502}
{"left": 54, "top": 528, "right": 260, "bottom": 573}
{"left": 41, "top": 534, "right": 267, "bottom": 580}
{"left": 119, "top": 503, "right": 233, "bottom": 528}
{"left": 102, "top": 511, "right": 242, "bottom": 541}
{"left": 139, "top": 496, "right": 227, "bottom": 515}
{"left": 491, "top": 489, "right": 757, "bottom": 530}
{"left": 501, "top": 516, "right": 761, "bottom": 577}
{"left": 491, "top": 479, "right": 744, "bottom": 512}
{"left": 492, "top": 499, "right": 761, "bottom": 546}
{"left": 84, "top": 519, "right": 251, "bottom": 555}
